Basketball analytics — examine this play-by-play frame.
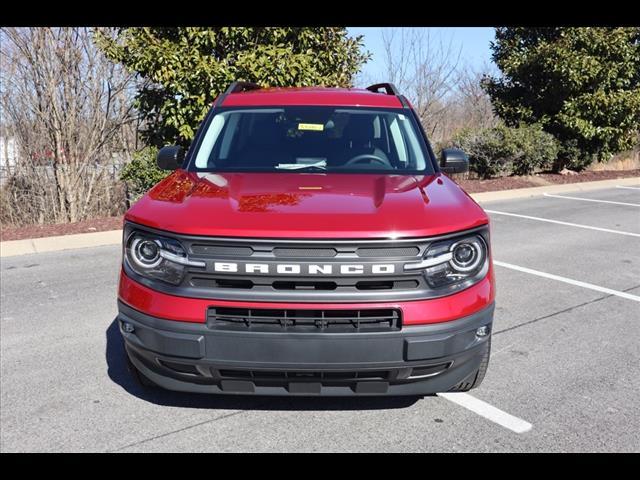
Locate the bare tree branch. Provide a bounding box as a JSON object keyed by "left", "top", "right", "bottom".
{"left": 380, "top": 28, "right": 497, "bottom": 148}
{"left": 0, "top": 27, "right": 139, "bottom": 225}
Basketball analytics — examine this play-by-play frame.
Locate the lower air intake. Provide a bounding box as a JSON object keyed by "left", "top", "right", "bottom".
{"left": 207, "top": 307, "right": 401, "bottom": 332}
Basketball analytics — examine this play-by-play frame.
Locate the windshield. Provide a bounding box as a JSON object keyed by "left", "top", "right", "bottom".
{"left": 189, "top": 106, "right": 435, "bottom": 174}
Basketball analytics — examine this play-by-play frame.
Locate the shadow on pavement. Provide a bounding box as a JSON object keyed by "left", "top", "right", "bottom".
{"left": 106, "top": 319, "right": 421, "bottom": 411}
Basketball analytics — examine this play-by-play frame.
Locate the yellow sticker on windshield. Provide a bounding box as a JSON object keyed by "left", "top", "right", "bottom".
{"left": 298, "top": 123, "right": 324, "bottom": 131}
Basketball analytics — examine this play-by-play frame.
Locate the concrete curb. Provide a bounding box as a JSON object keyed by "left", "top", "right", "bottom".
{"left": 1, "top": 230, "right": 122, "bottom": 258}
{"left": 1, "top": 176, "right": 638, "bottom": 258}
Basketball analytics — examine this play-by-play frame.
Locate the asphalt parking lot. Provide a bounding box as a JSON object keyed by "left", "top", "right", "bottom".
{"left": 1, "top": 185, "right": 639, "bottom": 452}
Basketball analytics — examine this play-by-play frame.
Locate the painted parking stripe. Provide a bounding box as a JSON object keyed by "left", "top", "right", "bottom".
{"left": 485, "top": 210, "right": 640, "bottom": 238}
{"left": 543, "top": 192, "right": 640, "bottom": 207}
{"left": 616, "top": 185, "right": 640, "bottom": 190}
{"left": 438, "top": 392, "right": 533, "bottom": 434}
{"left": 494, "top": 260, "right": 640, "bottom": 302}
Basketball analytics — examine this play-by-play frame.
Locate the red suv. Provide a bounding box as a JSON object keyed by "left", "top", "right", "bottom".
{"left": 118, "top": 82, "right": 495, "bottom": 396}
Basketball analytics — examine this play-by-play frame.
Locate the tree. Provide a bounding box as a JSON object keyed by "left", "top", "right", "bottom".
{"left": 454, "top": 63, "right": 498, "bottom": 134}
{"left": 96, "top": 27, "right": 370, "bottom": 146}
{"left": 0, "top": 28, "right": 137, "bottom": 224}
{"left": 483, "top": 27, "right": 640, "bottom": 170}
{"left": 381, "top": 28, "right": 462, "bottom": 144}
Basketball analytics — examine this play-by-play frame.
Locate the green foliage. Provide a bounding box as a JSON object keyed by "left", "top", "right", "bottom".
{"left": 96, "top": 27, "right": 370, "bottom": 147}
{"left": 483, "top": 27, "right": 640, "bottom": 170}
{"left": 452, "top": 123, "right": 560, "bottom": 178}
{"left": 120, "top": 147, "right": 167, "bottom": 200}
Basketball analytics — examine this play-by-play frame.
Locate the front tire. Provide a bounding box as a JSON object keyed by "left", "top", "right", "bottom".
{"left": 448, "top": 337, "right": 491, "bottom": 392}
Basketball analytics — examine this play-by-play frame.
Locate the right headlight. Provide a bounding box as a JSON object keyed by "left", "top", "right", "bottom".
{"left": 124, "top": 229, "right": 205, "bottom": 286}
{"left": 405, "top": 232, "right": 489, "bottom": 294}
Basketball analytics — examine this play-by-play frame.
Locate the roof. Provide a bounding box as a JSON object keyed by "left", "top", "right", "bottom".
{"left": 219, "top": 87, "right": 405, "bottom": 108}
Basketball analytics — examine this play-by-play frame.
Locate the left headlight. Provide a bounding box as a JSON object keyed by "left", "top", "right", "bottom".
{"left": 124, "top": 230, "right": 205, "bottom": 286}
{"left": 405, "top": 231, "right": 489, "bottom": 295}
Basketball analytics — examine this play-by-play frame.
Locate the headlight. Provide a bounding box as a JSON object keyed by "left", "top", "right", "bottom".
{"left": 124, "top": 231, "right": 205, "bottom": 285}
{"left": 405, "top": 232, "right": 489, "bottom": 294}
{"left": 450, "top": 238, "right": 484, "bottom": 272}
{"left": 130, "top": 237, "right": 162, "bottom": 268}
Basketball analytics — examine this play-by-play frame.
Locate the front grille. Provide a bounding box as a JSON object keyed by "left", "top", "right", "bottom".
{"left": 272, "top": 280, "right": 337, "bottom": 290}
{"left": 356, "top": 246, "right": 420, "bottom": 257}
{"left": 177, "top": 236, "right": 432, "bottom": 301}
{"left": 355, "top": 280, "right": 419, "bottom": 290}
{"left": 190, "top": 278, "right": 253, "bottom": 289}
{"left": 124, "top": 224, "right": 488, "bottom": 302}
{"left": 190, "top": 244, "right": 254, "bottom": 256}
{"left": 187, "top": 239, "right": 428, "bottom": 260}
{"left": 273, "top": 247, "right": 337, "bottom": 258}
{"left": 189, "top": 277, "right": 421, "bottom": 292}
{"left": 207, "top": 307, "right": 401, "bottom": 332}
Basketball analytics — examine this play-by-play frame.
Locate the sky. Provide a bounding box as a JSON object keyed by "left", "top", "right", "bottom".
{"left": 347, "top": 27, "right": 497, "bottom": 86}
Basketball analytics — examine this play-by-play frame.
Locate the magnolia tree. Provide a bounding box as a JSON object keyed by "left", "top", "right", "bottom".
{"left": 97, "top": 27, "right": 371, "bottom": 147}
{"left": 483, "top": 27, "right": 640, "bottom": 170}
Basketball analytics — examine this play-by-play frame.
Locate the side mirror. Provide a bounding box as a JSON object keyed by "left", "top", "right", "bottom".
{"left": 157, "top": 146, "right": 185, "bottom": 170}
{"left": 440, "top": 148, "right": 469, "bottom": 174}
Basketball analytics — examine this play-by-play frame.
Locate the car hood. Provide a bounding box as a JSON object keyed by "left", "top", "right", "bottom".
{"left": 125, "top": 170, "right": 488, "bottom": 239}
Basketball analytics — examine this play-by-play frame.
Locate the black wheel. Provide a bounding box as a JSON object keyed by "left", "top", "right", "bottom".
{"left": 126, "top": 354, "right": 157, "bottom": 389}
{"left": 448, "top": 337, "right": 491, "bottom": 392}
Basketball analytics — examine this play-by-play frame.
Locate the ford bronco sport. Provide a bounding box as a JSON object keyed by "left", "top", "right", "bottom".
{"left": 118, "top": 82, "right": 495, "bottom": 396}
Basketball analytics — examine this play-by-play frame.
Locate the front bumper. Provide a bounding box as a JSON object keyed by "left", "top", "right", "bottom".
{"left": 118, "top": 301, "right": 494, "bottom": 396}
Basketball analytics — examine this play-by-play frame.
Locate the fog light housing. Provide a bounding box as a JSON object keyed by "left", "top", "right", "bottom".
{"left": 476, "top": 325, "right": 490, "bottom": 337}
{"left": 122, "top": 321, "right": 135, "bottom": 333}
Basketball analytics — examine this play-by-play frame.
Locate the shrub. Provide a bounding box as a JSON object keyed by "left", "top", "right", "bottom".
{"left": 554, "top": 140, "right": 597, "bottom": 172}
{"left": 452, "top": 123, "right": 560, "bottom": 178}
{"left": 120, "top": 147, "right": 168, "bottom": 201}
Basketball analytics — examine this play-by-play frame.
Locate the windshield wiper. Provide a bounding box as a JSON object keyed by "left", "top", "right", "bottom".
{"left": 275, "top": 160, "right": 327, "bottom": 171}
{"left": 278, "top": 165, "right": 327, "bottom": 172}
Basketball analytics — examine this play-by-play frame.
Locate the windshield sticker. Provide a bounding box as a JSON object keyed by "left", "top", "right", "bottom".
{"left": 298, "top": 123, "right": 324, "bottom": 131}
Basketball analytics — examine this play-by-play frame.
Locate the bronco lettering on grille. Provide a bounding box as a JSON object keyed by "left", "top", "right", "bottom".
{"left": 212, "top": 262, "right": 396, "bottom": 275}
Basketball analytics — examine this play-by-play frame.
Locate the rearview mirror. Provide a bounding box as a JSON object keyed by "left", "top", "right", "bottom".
{"left": 157, "top": 146, "right": 185, "bottom": 171}
{"left": 440, "top": 148, "right": 469, "bottom": 174}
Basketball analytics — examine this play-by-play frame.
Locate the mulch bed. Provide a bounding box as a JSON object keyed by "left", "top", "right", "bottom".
{"left": 2, "top": 169, "right": 638, "bottom": 242}
{"left": 457, "top": 176, "right": 536, "bottom": 193}
{"left": 535, "top": 169, "right": 640, "bottom": 184}
{"left": 1, "top": 216, "right": 124, "bottom": 242}
{"left": 457, "top": 169, "right": 640, "bottom": 193}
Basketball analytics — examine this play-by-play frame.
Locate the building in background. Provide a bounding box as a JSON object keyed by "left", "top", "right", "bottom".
{"left": 0, "top": 135, "right": 17, "bottom": 185}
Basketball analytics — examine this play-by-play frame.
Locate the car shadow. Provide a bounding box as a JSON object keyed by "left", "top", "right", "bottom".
{"left": 106, "top": 319, "right": 422, "bottom": 411}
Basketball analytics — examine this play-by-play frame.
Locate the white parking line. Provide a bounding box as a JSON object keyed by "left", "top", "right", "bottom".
{"left": 438, "top": 392, "right": 533, "bottom": 434}
{"left": 485, "top": 210, "right": 640, "bottom": 237}
{"left": 494, "top": 260, "right": 640, "bottom": 302}
{"left": 616, "top": 185, "right": 640, "bottom": 190}
{"left": 543, "top": 192, "right": 640, "bottom": 207}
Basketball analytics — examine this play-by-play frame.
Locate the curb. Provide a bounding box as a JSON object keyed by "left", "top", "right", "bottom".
{"left": 1, "top": 230, "right": 122, "bottom": 258}
{"left": 1, "top": 176, "right": 638, "bottom": 258}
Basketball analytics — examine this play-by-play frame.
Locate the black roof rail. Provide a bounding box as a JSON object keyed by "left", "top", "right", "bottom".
{"left": 366, "top": 82, "right": 409, "bottom": 108}
{"left": 366, "top": 82, "right": 400, "bottom": 96}
{"left": 225, "top": 81, "right": 262, "bottom": 95}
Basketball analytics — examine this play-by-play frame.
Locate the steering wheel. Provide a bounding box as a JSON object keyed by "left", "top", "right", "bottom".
{"left": 343, "top": 153, "right": 390, "bottom": 167}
